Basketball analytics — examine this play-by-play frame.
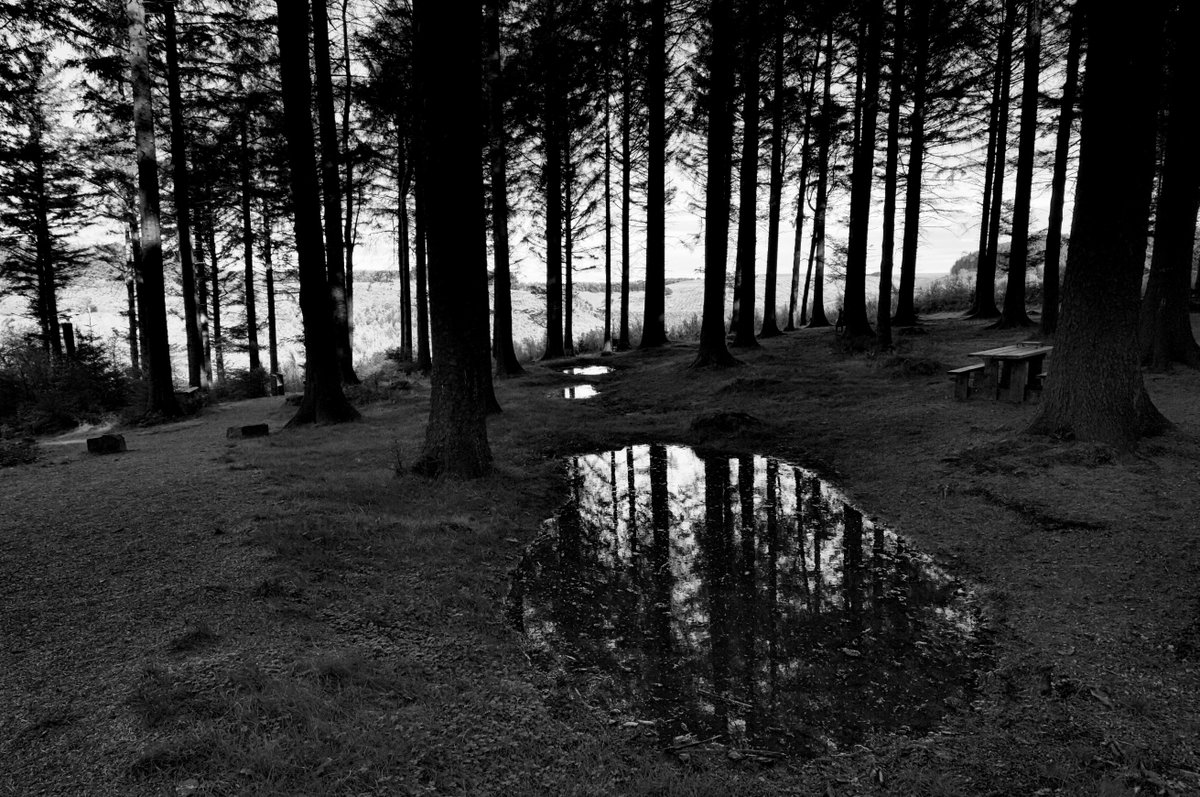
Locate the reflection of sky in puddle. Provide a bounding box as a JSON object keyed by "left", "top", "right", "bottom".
{"left": 561, "top": 385, "right": 598, "bottom": 399}
{"left": 561, "top": 365, "right": 614, "bottom": 376}
{"left": 510, "top": 445, "right": 986, "bottom": 756}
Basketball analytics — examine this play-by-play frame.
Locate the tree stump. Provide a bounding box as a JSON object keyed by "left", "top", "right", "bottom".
{"left": 86, "top": 434, "right": 127, "bottom": 454}
{"left": 226, "top": 424, "right": 269, "bottom": 439}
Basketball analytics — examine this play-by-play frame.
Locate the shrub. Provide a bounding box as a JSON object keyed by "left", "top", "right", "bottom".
{"left": 0, "top": 332, "right": 131, "bottom": 436}
{"left": 212, "top": 368, "right": 269, "bottom": 401}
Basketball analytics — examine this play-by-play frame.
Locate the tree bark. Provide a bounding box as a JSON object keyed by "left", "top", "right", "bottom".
{"left": 760, "top": 0, "right": 786, "bottom": 339}
{"left": 563, "top": 129, "right": 575, "bottom": 357}
{"left": 843, "top": 0, "right": 884, "bottom": 339}
{"left": 1028, "top": 1, "right": 1169, "bottom": 449}
{"left": 641, "top": 0, "right": 668, "bottom": 348}
{"left": 996, "top": 0, "right": 1040, "bottom": 329}
{"left": 965, "top": 8, "right": 1004, "bottom": 320}
{"left": 340, "top": 0, "right": 357, "bottom": 354}
{"left": 192, "top": 213, "right": 210, "bottom": 384}
{"left": 541, "top": 1, "right": 565, "bottom": 360}
{"left": 415, "top": 180, "right": 431, "bottom": 373}
{"left": 731, "top": 1, "right": 762, "bottom": 348}
{"left": 397, "top": 134, "right": 413, "bottom": 362}
{"left": 275, "top": 0, "right": 358, "bottom": 426}
{"left": 311, "top": 0, "right": 358, "bottom": 384}
{"left": 164, "top": 0, "right": 203, "bottom": 388}
{"left": 411, "top": 0, "right": 492, "bottom": 478}
{"left": 238, "top": 118, "right": 262, "bottom": 370}
{"left": 603, "top": 48, "right": 614, "bottom": 352}
{"left": 1139, "top": 0, "right": 1200, "bottom": 370}
{"left": 970, "top": 0, "right": 1016, "bottom": 320}
{"left": 785, "top": 46, "right": 820, "bottom": 332}
{"left": 485, "top": 0, "right": 524, "bottom": 375}
{"left": 692, "top": 0, "right": 740, "bottom": 367}
{"left": 127, "top": 0, "right": 180, "bottom": 417}
{"left": 807, "top": 29, "right": 834, "bottom": 328}
{"left": 263, "top": 206, "right": 279, "bottom": 381}
{"left": 204, "top": 207, "right": 225, "bottom": 384}
{"left": 892, "top": 0, "right": 929, "bottom": 328}
{"left": 877, "top": 0, "right": 905, "bottom": 349}
{"left": 1040, "top": 2, "right": 1081, "bottom": 337}
{"left": 618, "top": 36, "right": 633, "bottom": 352}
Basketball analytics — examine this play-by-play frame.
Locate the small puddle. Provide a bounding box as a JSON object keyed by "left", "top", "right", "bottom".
{"left": 561, "top": 365, "right": 614, "bottom": 377}
{"left": 561, "top": 385, "right": 599, "bottom": 400}
{"left": 509, "top": 445, "right": 986, "bottom": 757}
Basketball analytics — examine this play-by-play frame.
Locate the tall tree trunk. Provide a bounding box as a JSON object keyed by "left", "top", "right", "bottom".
{"left": 1040, "top": 2, "right": 1081, "bottom": 338}
{"left": 641, "top": 0, "right": 668, "bottom": 348}
{"left": 127, "top": 0, "right": 180, "bottom": 417}
{"left": 415, "top": 180, "right": 431, "bottom": 373}
{"left": 340, "top": 0, "right": 356, "bottom": 352}
{"left": 618, "top": 37, "right": 632, "bottom": 352}
{"left": 603, "top": 58, "right": 614, "bottom": 352}
{"left": 275, "top": 0, "right": 358, "bottom": 425}
{"left": 843, "top": 0, "right": 884, "bottom": 339}
{"left": 311, "top": 0, "right": 358, "bottom": 384}
{"left": 1028, "top": 1, "right": 1169, "bottom": 449}
{"left": 541, "top": 1, "right": 565, "bottom": 361}
{"left": 31, "top": 144, "right": 62, "bottom": 357}
{"left": 1139, "top": 0, "right": 1200, "bottom": 370}
{"left": 397, "top": 136, "right": 413, "bottom": 362}
{"left": 786, "top": 47, "right": 820, "bottom": 331}
{"left": 263, "top": 206, "right": 280, "bottom": 383}
{"left": 996, "top": 0, "right": 1040, "bottom": 329}
{"left": 966, "top": 16, "right": 1004, "bottom": 320}
{"left": 127, "top": 216, "right": 151, "bottom": 372}
{"left": 877, "top": 0, "right": 905, "bottom": 349}
{"left": 808, "top": 29, "right": 834, "bottom": 328}
{"left": 485, "top": 0, "right": 524, "bottom": 375}
{"left": 971, "top": 0, "right": 1016, "bottom": 320}
{"left": 205, "top": 210, "right": 224, "bottom": 384}
{"left": 238, "top": 118, "right": 262, "bottom": 370}
{"left": 164, "top": 0, "right": 202, "bottom": 388}
{"left": 760, "top": 0, "right": 786, "bottom": 339}
{"left": 731, "top": 0, "right": 762, "bottom": 349}
{"left": 692, "top": 0, "right": 740, "bottom": 367}
{"left": 411, "top": 0, "right": 492, "bottom": 478}
{"left": 193, "top": 213, "right": 211, "bottom": 383}
{"left": 563, "top": 129, "right": 575, "bottom": 357}
{"left": 800, "top": 223, "right": 817, "bottom": 325}
{"left": 124, "top": 253, "right": 140, "bottom": 372}
{"left": 892, "top": 0, "right": 929, "bottom": 327}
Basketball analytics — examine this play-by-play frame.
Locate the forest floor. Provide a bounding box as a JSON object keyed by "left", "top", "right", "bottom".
{"left": 2, "top": 314, "right": 1200, "bottom": 796}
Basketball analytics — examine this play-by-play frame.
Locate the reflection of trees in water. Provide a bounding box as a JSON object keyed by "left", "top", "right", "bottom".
{"left": 515, "top": 446, "right": 981, "bottom": 754}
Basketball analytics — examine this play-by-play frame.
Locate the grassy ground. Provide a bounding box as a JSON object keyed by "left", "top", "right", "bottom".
{"left": 3, "top": 314, "right": 1200, "bottom": 796}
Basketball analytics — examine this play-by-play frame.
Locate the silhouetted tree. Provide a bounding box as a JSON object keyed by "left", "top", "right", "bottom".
{"left": 693, "top": 0, "right": 740, "bottom": 367}
{"left": 411, "top": 0, "right": 493, "bottom": 477}
{"left": 1028, "top": 1, "right": 1169, "bottom": 449}
{"left": 1139, "top": 0, "right": 1200, "bottom": 370}
{"left": 274, "top": 0, "right": 357, "bottom": 426}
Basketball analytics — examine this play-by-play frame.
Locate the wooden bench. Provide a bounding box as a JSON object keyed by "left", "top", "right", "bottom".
{"left": 948, "top": 363, "right": 985, "bottom": 401}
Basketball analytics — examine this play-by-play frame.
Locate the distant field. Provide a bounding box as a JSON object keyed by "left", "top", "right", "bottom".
{"left": 0, "top": 270, "right": 949, "bottom": 377}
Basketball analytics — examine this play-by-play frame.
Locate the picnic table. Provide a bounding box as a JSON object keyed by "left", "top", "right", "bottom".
{"left": 967, "top": 343, "right": 1053, "bottom": 402}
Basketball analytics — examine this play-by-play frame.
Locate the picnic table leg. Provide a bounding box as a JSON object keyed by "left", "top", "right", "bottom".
{"left": 1008, "top": 361, "right": 1030, "bottom": 402}
{"left": 982, "top": 359, "right": 1000, "bottom": 399}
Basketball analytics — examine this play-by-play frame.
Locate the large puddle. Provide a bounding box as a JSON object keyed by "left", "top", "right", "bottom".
{"left": 561, "top": 385, "right": 599, "bottom": 400}
{"left": 509, "top": 445, "right": 987, "bottom": 757}
{"left": 561, "top": 365, "right": 614, "bottom": 377}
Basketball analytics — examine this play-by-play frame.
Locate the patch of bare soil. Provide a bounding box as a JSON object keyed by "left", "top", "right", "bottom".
{"left": 3, "top": 316, "right": 1199, "bottom": 796}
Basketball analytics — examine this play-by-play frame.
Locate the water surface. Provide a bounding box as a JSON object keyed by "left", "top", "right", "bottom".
{"left": 561, "top": 366, "right": 614, "bottom": 377}
{"left": 560, "top": 385, "right": 599, "bottom": 400}
{"left": 510, "top": 445, "right": 986, "bottom": 755}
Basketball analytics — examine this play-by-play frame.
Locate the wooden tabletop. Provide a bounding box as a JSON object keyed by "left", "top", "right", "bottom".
{"left": 968, "top": 344, "right": 1054, "bottom": 359}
